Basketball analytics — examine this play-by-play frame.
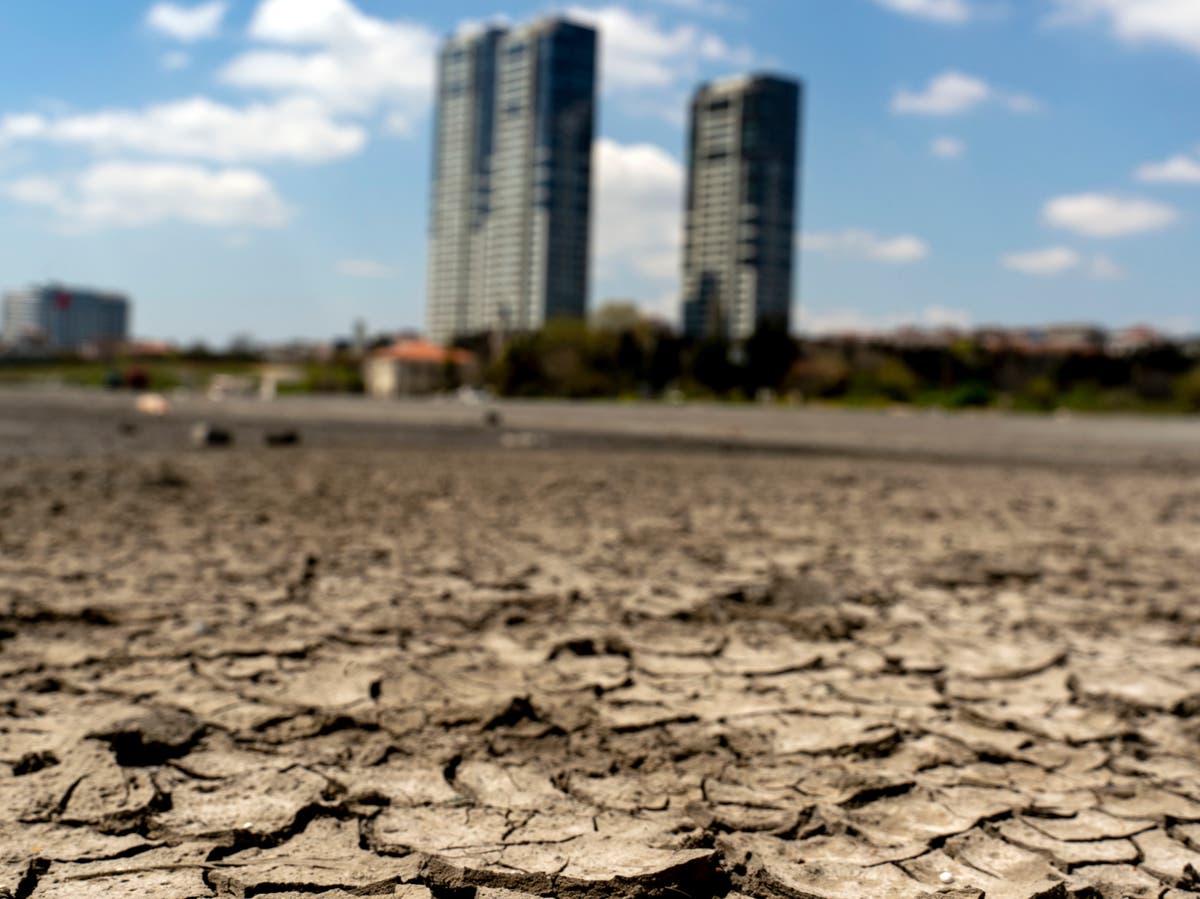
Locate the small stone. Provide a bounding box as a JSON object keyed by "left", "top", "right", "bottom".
{"left": 265, "top": 429, "right": 300, "bottom": 447}
{"left": 90, "top": 706, "right": 204, "bottom": 766}
{"left": 940, "top": 871, "right": 955, "bottom": 884}
{"left": 191, "top": 422, "right": 232, "bottom": 447}
{"left": 135, "top": 393, "right": 169, "bottom": 415}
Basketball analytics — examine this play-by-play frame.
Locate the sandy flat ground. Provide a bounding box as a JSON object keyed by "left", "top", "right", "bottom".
{"left": 2, "top": 388, "right": 1200, "bottom": 898}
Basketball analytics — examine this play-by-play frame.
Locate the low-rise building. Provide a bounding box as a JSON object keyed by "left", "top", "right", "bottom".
{"left": 1107, "top": 325, "right": 1165, "bottom": 356}
{"left": 363, "top": 340, "right": 479, "bottom": 397}
{"left": 2, "top": 283, "right": 129, "bottom": 352}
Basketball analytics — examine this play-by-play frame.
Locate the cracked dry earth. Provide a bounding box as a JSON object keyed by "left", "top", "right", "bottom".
{"left": 3, "top": 440, "right": 1200, "bottom": 899}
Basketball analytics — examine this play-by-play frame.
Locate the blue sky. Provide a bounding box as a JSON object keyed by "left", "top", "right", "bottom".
{"left": 0, "top": 0, "right": 1196, "bottom": 342}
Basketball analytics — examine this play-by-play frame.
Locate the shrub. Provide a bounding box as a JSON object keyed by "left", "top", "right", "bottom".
{"left": 1176, "top": 367, "right": 1200, "bottom": 412}
{"left": 947, "top": 380, "right": 993, "bottom": 408}
{"left": 785, "top": 352, "right": 851, "bottom": 398}
{"left": 1019, "top": 375, "right": 1058, "bottom": 411}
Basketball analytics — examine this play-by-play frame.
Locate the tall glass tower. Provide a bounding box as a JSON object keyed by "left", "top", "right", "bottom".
{"left": 682, "top": 74, "right": 802, "bottom": 340}
{"left": 426, "top": 26, "right": 504, "bottom": 346}
{"left": 426, "top": 18, "right": 597, "bottom": 345}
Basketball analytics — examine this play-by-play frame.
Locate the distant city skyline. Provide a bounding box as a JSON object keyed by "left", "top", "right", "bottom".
{"left": 0, "top": 1, "right": 1195, "bottom": 342}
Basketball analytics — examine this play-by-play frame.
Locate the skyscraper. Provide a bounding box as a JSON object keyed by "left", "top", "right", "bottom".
{"left": 426, "top": 26, "right": 503, "bottom": 346}
{"left": 426, "top": 18, "right": 597, "bottom": 345}
{"left": 682, "top": 74, "right": 802, "bottom": 340}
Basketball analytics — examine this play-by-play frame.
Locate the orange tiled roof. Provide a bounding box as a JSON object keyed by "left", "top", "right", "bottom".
{"left": 372, "top": 340, "right": 475, "bottom": 366}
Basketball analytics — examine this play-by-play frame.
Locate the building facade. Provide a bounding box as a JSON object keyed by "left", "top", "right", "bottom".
{"left": 363, "top": 339, "right": 479, "bottom": 397}
{"left": 426, "top": 18, "right": 597, "bottom": 345}
{"left": 426, "top": 27, "right": 503, "bottom": 346}
{"left": 682, "top": 74, "right": 802, "bottom": 340}
{"left": 2, "top": 284, "right": 129, "bottom": 351}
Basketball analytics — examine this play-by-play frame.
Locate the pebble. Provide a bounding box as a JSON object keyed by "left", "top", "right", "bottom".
{"left": 939, "top": 871, "right": 955, "bottom": 884}
{"left": 191, "top": 422, "right": 233, "bottom": 447}
{"left": 135, "top": 393, "right": 169, "bottom": 416}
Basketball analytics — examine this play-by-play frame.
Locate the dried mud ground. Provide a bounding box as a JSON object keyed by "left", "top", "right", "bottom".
{"left": 3, "top": 399, "right": 1200, "bottom": 898}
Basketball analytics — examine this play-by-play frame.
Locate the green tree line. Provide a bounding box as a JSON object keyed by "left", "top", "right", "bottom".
{"left": 481, "top": 318, "right": 1200, "bottom": 412}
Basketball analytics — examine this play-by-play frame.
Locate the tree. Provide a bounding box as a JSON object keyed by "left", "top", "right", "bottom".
{"left": 743, "top": 327, "right": 798, "bottom": 393}
{"left": 591, "top": 300, "right": 643, "bottom": 333}
{"left": 785, "top": 350, "right": 850, "bottom": 398}
{"left": 688, "top": 337, "right": 738, "bottom": 395}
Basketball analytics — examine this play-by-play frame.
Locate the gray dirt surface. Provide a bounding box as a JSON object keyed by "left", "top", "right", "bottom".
{"left": 2, "top": 389, "right": 1200, "bottom": 898}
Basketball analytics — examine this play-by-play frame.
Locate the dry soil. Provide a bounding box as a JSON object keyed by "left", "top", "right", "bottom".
{"left": 2, "top": 391, "right": 1200, "bottom": 898}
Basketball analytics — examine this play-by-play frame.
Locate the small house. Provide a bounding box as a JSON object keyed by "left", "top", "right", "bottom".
{"left": 363, "top": 339, "right": 478, "bottom": 397}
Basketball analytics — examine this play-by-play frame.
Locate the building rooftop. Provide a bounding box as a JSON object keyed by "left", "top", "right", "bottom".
{"left": 699, "top": 72, "right": 802, "bottom": 95}
{"left": 371, "top": 339, "right": 476, "bottom": 366}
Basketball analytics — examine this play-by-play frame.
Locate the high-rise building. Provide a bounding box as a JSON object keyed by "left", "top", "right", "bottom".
{"left": 426, "top": 18, "right": 597, "bottom": 345}
{"left": 2, "top": 284, "right": 129, "bottom": 351}
{"left": 682, "top": 74, "right": 802, "bottom": 340}
{"left": 426, "top": 26, "right": 503, "bottom": 346}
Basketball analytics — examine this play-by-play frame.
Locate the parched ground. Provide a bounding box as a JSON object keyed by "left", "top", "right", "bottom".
{"left": 2, "top": 396, "right": 1200, "bottom": 898}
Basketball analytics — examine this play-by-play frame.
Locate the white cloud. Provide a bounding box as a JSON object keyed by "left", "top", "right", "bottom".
{"left": 801, "top": 229, "right": 930, "bottom": 263}
{"left": 893, "top": 72, "right": 988, "bottom": 115}
{"left": 931, "top": 136, "right": 966, "bottom": 159}
{"left": 1136, "top": 151, "right": 1200, "bottom": 184}
{"left": 0, "top": 115, "right": 45, "bottom": 140}
{"left": 1002, "top": 246, "right": 1081, "bottom": 275}
{"left": 146, "top": 1, "right": 228, "bottom": 42}
{"left": 1088, "top": 253, "right": 1125, "bottom": 280}
{"left": 799, "top": 304, "right": 970, "bottom": 335}
{"left": 648, "top": 0, "right": 735, "bottom": 16}
{"left": 870, "top": 0, "right": 971, "bottom": 24}
{"left": 0, "top": 96, "right": 365, "bottom": 164}
{"left": 220, "top": 0, "right": 437, "bottom": 132}
{"left": 3, "top": 162, "right": 290, "bottom": 229}
{"left": 338, "top": 257, "right": 395, "bottom": 278}
{"left": 922, "top": 304, "right": 972, "bottom": 328}
{"left": 593, "top": 138, "right": 684, "bottom": 282}
{"left": 1048, "top": 0, "right": 1200, "bottom": 57}
{"left": 566, "top": 5, "right": 753, "bottom": 93}
{"left": 162, "top": 51, "right": 192, "bottom": 71}
{"left": 1002, "top": 246, "right": 1127, "bottom": 279}
{"left": 5, "top": 177, "right": 66, "bottom": 209}
{"left": 892, "top": 70, "right": 1039, "bottom": 116}
{"left": 1043, "top": 192, "right": 1179, "bottom": 237}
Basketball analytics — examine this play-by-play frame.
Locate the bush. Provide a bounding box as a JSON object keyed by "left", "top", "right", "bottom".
{"left": 946, "top": 380, "right": 993, "bottom": 408}
{"left": 1177, "top": 367, "right": 1200, "bottom": 412}
{"left": 785, "top": 352, "right": 851, "bottom": 398}
{"left": 1018, "top": 375, "right": 1058, "bottom": 411}
{"left": 876, "top": 357, "right": 919, "bottom": 402}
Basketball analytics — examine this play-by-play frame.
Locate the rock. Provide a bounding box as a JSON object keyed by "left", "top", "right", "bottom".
{"left": 134, "top": 393, "right": 169, "bottom": 416}
{"left": 89, "top": 706, "right": 204, "bottom": 766}
{"left": 190, "top": 422, "right": 232, "bottom": 447}
{"left": 12, "top": 750, "right": 58, "bottom": 776}
{"left": 265, "top": 429, "right": 301, "bottom": 447}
